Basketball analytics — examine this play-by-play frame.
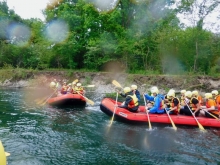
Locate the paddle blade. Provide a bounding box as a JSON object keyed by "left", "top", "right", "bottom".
{"left": 5, "top": 152, "right": 10, "bottom": 156}
{"left": 112, "top": 80, "right": 122, "bottom": 88}
{"left": 86, "top": 98, "right": 95, "bottom": 106}
{"left": 198, "top": 123, "right": 205, "bottom": 131}
{"left": 85, "top": 85, "right": 95, "bottom": 88}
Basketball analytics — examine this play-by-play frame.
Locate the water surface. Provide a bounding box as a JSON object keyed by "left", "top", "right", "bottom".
{"left": 0, "top": 88, "right": 220, "bottom": 165}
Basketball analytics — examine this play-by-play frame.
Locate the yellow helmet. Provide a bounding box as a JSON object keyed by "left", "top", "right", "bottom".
{"left": 181, "top": 90, "right": 186, "bottom": 94}
{"left": 72, "top": 82, "right": 76, "bottom": 85}
{"left": 131, "top": 85, "right": 137, "bottom": 90}
{"left": 192, "top": 90, "right": 198, "bottom": 96}
{"left": 76, "top": 83, "right": 81, "bottom": 87}
{"left": 123, "top": 87, "right": 131, "bottom": 93}
{"left": 211, "top": 90, "right": 218, "bottom": 95}
{"left": 151, "top": 87, "right": 159, "bottom": 94}
{"left": 167, "top": 90, "right": 175, "bottom": 97}
{"left": 50, "top": 82, "right": 56, "bottom": 88}
{"left": 185, "top": 91, "right": 192, "bottom": 98}
{"left": 205, "top": 93, "right": 212, "bottom": 99}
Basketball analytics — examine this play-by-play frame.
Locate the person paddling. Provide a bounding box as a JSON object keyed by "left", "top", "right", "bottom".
{"left": 179, "top": 91, "right": 200, "bottom": 116}
{"left": 117, "top": 87, "right": 139, "bottom": 112}
{"left": 165, "top": 90, "right": 180, "bottom": 115}
{"left": 200, "top": 93, "right": 219, "bottom": 118}
{"left": 211, "top": 90, "right": 220, "bottom": 111}
{"left": 131, "top": 84, "right": 141, "bottom": 103}
{"left": 144, "top": 86, "right": 165, "bottom": 114}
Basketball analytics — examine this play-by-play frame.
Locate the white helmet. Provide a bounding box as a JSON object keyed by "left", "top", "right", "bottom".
{"left": 185, "top": 91, "right": 192, "bottom": 98}
{"left": 76, "top": 83, "right": 81, "bottom": 87}
{"left": 192, "top": 90, "right": 199, "bottom": 97}
{"left": 151, "top": 87, "right": 159, "bottom": 94}
{"left": 212, "top": 90, "right": 218, "bottom": 95}
{"left": 131, "top": 85, "right": 137, "bottom": 90}
{"left": 50, "top": 82, "right": 56, "bottom": 88}
{"left": 205, "top": 93, "right": 212, "bottom": 99}
{"left": 181, "top": 90, "right": 186, "bottom": 94}
{"left": 123, "top": 87, "right": 131, "bottom": 93}
{"left": 167, "top": 90, "right": 175, "bottom": 97}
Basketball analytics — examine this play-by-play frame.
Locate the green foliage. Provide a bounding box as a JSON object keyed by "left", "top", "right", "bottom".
{"left": 0, "top": 0, "right": 219, "bottom": 75}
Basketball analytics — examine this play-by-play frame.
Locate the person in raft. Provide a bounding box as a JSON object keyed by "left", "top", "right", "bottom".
{"left": 118, "top": 87, "right": 139, "bottom": 112}
{"left": 192, "top": 90, "right": 203, "bottom": 106}
{"left": 61, "top": 81, "right": 68, "bottom": 94}
{"left": 165, "top": 90, "right": 180, "bottom": 115}
{"left": 131, "top": 84, "right": 141, "bottom": 103}
{"left": 74, "top": 83, "right": 85, "bottom": 95}
{"left": 180, "top": 89, "right": 186, "bottom": 110}
{"left": 144, "top": 86, "right": 165, "bottom": 114}
{"left": 211, "top": 90, "right": 220, "bottom": 111}
{"left": 179, "top": 91, "right": 201, "bottom": 116}
{"left": 200, "top": 93, "right": 219, "bottom": 118}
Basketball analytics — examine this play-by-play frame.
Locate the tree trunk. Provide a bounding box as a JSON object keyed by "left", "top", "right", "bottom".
{"left": 193, "top": 41, "right": 198, "bottom": 72}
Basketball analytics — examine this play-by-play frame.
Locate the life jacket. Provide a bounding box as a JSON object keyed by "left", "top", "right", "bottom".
{"left": 75, "top": 86, "right": 84, "bottom": 95}
{"left": 61, "top": 85, "right": 68, "bottom": 94}
{"left": 127, "top": 94, "right": 138, "bottom": 108}
{"left": 190, "top": 97, "right": 199, "bottom": 110}
{"left": 206, "top": 99, "right": 219, "bottom": 115}
{"left": 170, "top": 97, "right": 180, "bottom": 114}
{"left": 180, "top": 96, "right": 185, "bottom": 106}
{"left": 197, "top": 95, "right": 203, "bottom": 105}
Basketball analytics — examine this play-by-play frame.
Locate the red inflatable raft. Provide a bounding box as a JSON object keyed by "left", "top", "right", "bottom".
{"left": 100, "top": 98, "right": 220, "bottom": 128}
{"left": 47, "top": 93, "right": 86, "bottom": 107}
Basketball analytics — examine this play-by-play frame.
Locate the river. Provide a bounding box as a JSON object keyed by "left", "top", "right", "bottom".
{"left": 0, "top": 88, "right": 220, "bottom": 165}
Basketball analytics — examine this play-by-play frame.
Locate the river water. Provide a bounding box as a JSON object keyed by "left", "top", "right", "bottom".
{"left": 0, "top": 88, "right": 220, "bottom": 165}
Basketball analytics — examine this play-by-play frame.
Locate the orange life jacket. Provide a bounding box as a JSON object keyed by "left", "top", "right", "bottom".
{"left": 170, "top": 97, "right": 180, "bottom": 114}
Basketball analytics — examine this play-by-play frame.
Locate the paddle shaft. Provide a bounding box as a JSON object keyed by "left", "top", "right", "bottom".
{"left": 110, "top": 92, "right": 119, "bottom": 125}
{"left": 185, "top": 101, "right": 205, "bottom": 131}
{"left": 165, "top": 108, "right": 177, "bottom": 130}
{"left": 143, "top": 94, "right": 152, "bottom": 130}
{"left": 40, "top": 88, "right": 58, "bottom": 106}
{"left": 76, "top": 91, "right": 94, "bottom": 106}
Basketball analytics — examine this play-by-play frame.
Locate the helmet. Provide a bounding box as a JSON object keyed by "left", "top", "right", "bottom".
{"left": 131, "top": 85, "right": 137, "bottom": 90}
{"left": 185, "top": 91, "right": 192, "bottom": 98}
{"left": 68, "top": 83, "right": 71, "bottom": 86}
{"left": 123, "top": 87, "right": 131, "bottom": 93}
{"left": 211, "top": 90, "right": 218, "bottom": 95}
{"left": 50, "top": 82, "right": 56, "bottom": 88}
{"left": 205, "top": 93, "right": 212, "bottom": 99}
{"left": 76, "top": 83, "right": 81, "bottom": 87}
{"left": 181, "top": 90, "right": 186, "bottom": 94}
{"left": 167, "top": 90, "right": 175, "bottom": 97}
{"left": 151, "top": 87, "right": 159, "bottom": 94}
{"left": 192, "top": 90, "right": 198, "bottom": 96}
{"left": 169, "top": 89, "right": 175, "bottom": 93}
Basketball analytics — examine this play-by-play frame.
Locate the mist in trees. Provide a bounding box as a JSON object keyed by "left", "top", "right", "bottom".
{"left": 0, "top": 0, "right": 219, "bottom": 75}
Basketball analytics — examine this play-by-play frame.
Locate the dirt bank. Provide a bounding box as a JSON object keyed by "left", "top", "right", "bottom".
{"left": 1, "top": 71, "right": 220, "bottom": 94}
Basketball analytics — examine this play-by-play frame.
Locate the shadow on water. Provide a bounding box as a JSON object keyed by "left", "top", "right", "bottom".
{"left": 0, "top": 88, "right": 220, "bottom": 165}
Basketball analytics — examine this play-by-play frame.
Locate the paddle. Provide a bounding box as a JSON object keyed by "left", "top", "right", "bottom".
{"left": 109, "top": 92, "right": 119, "bottom": 126}
{"left": 40, "top": 88, "right": 58, "bottom": 106}
{"left": 76, "top": 92, "right": 94, "bottom": 106}
{"left": 165, "top": 108, "right": 177, "bottom": 130}
{"left": 185, "top": 101, "right": 205, "bottom": 131}
{"left": 112, "top": 80, "right": 123, "bottom": 89}
{"left": 143, "top": 94, "right": 152, "bottom": 130}
{"left": 82, "top": 85, "right": 95, "bottom": 88}
{"left": 202, "top": 109, "right": 219, "bottom": 120}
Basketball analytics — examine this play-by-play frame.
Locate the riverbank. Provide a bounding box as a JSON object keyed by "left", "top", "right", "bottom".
{"left": 0, "top": 69, "right": 220, "bottom": 94}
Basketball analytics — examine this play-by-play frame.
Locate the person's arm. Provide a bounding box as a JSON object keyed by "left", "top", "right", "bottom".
{"left": 118, "top": 96, "right": 132, "bottom": 108}
{"left": 144, "top": 94, "right": 154, "bottom": 101}
{"left": 169, "top": 98, "right": 179, "bottom": 111}
{"left": 202, "top": 100, "right": 216, "bottom": 111}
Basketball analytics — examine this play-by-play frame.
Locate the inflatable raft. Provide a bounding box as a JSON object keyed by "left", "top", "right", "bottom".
{"left": 47, "top": 93, "right": 86, "bottom": 107}
{"left": 100, "top": 98, "right": 220, "bottom": 128}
